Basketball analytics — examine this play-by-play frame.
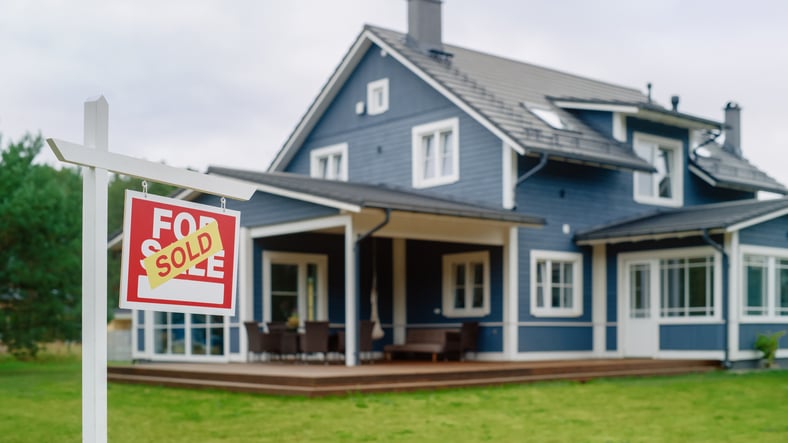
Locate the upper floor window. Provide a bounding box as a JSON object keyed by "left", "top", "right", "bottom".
{"left": 632, "top": 132, "right": 683, "bottom": 207}
{"left": 310, "top": 143, "right": 348, "bottom": 181}
{"left": 367, "top": 78, "right": 389, "bottom": 115}
{"left": 442, "top": 251, "right": 490, "bottom": 317}
{"left": 412, "top": 117, "right": 459, "bottom": 188}
{"left": 531, "top": 250, "right": 583, "bottom": 317}
{"left": 743, "top": 248, "right": 788, "bottom": 319}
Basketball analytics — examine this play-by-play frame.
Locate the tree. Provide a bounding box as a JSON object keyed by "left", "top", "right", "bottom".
{"left": 0, "top": 133, "right": 83, "bottom": 358}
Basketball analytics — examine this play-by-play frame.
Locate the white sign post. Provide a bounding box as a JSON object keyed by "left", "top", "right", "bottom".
{"left": 47, "top": 96, "right": 256, "bottom": 443}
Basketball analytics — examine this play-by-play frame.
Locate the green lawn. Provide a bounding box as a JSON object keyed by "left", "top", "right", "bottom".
{"left": 1, "top": 354, "right": 787, "bottom": 442}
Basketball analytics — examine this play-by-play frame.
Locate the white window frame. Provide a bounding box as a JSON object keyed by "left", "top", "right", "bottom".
{"left": 442, "top": 251, "right": 490, "bottom": 317}
{"left": 412, "top": 117, "right": 460, "bottom": 188}
{"left": 740, "top": 245, "right": 788, "bottom": 322}
{"left": 530, "top": 250, "right": 583, "bottom": 317}
{"left": 632, "top": 132, "right": 683, "bottom": 207}
{"left": 618, "top": 247, "right": 723, "bottom": 324}
{"left": 366, "top": 78, "right": 389, "bottom": 115}
{"left": 309, "top": 143, "right": 348, "bottom": 181}
{"left": 262, "top": 251, "right": 329, "bottom": 327}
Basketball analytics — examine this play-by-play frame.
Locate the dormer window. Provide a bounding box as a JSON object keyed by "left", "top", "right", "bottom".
{"left": 412, "top": 117, "right": 459, "bottom": 188}
{"left": 525, "top": 103, "right": 573, "bottom": 130}
{"left": 310, "top": 143, "right": 348, "bottom": 181}
{"left": 633, "top": 132, "right": 683, "bottom": 207}
{"left": 367, "top": 78, "right": 389, "bottom": 115}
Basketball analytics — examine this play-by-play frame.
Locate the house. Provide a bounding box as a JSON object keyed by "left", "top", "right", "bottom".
{"left": 128, "top": 0, "right": 788, "bottom": 367}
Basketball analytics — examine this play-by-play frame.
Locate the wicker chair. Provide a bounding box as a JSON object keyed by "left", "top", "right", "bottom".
{"left": 243, "top": 322, "right": 264, "bottom": 361}
{"left": 299, "top": 321, "right": 330, "bottom": 362}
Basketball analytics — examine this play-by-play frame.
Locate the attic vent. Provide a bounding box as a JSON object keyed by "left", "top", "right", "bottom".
{"left": 524, "top": 103, "right": 573, "bottom": 130}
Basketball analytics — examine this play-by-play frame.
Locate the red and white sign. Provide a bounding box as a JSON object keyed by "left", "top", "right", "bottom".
{"left": 119, "top": 190, "right": 241, "bottom": 315}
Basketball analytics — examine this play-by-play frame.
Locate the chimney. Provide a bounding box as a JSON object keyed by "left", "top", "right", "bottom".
{"left": 407, "top": 0, "right": 443, "bottom": 52}
{"left": 671, "top": 95, "right": 679, "bottom": 112}
{"left": 723, "top": 102, "right": 742, "bottom": 157}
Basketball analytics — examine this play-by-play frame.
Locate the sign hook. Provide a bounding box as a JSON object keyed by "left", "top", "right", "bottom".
{"left": 141, "top": 180, "right": 148, "bottom": 198}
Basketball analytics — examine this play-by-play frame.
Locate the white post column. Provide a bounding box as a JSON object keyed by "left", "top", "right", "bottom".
{"left": 82, "top": 96, "right": 109, "bottom": 443}
{"left": 344, "top": 220, "right": 358, "bottom": 366}
{"left": 503, "top": 227, "right": 519, "bottom": 359}
{"left": 237, "top": 227, "right": 252, "bottom": 361}
{"left": 592, "top": 244, "right": 607, "bottom": 356}
{"left": 392, "top": 238, "right": 407, "bottom": 344}
{"left": 726, "top": 232, "right": 740, "bottom": 363}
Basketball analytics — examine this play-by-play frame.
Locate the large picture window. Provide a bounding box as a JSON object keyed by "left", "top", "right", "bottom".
{"left": 412, "top": 117, "right": 459, "bottom": 188}
{"left": 743, "top": 248, "right": 788, "bottom": 319}
{"left": 633, "top": 133, "right": 683, "bottom": 207}
{"left": 530, "top": 250, "right": 583, "bottom": 317}
{"left": 660, "top": 257, "right": 715, "bottom": 317}
{"left": 442, "top": 251, "right": 490, "bottom": 317}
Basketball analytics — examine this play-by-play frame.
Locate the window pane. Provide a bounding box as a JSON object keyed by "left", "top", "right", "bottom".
{"left": 191, "top": 328, "right": 207, "bottom": 355}
{"left": 440, "top": 131, "right": 454, "bottom": 176}
{"left": 688, "top": 263, "right": 708, "bottom": 316}
{"left": 192, "top": 314, "right": 206, "bottom": 324}
{"left": 154, "top": 329, "right": 168, "bottom": 354}
{"left": 332, "top": 154, "right": 342, "bottom": 179}
{"left": 779, "top": 260, "right": 788, "bottom": 316}
{"left": 472, "top": 263, "right": 484, "bottom": 285}
{"left": 657, "top": 147, "right": 673, "bottom": 198}
{"left": 472, "top": 287, "right": 484, "bottom": 309}
{"left": 551, "top": 287, "right": 561, "bottom": 308}
{"left": 154, "top": 312, "right": 167, "bottom": 325}
{"left": 422, "top": 135, "right": 435, "bottom": 179}
{"left": 455, "top": 263, "right": 465, "bottom": 286}
{"left": 551, "top": 262, "right": 561, "bottom": 285}
{"left": 172, "top": 313, "right": 185, "bottom": 325}
{"left": 636, "top": 171, "right": 654, "bottom": 197}
{"left": 454, "top": 288, "right": 465, "bottom": 309}
{"left": 210, "top": 327, "right": 224, "bottom": 355}
{"left": 172, "top": 328, "right": 186, "bottom": 354}
{"left": 562, "top": 287, "right": 573, "bottom": 309}
{"left": 272, "top": 294, "right": 297, "bottom": 323}
{"left": 318, "top": 157, "right": 328, "bottom": 179}
{"left": 271, "top": 264, "right": 298, "bottom": 292}
{"left": 630, "top": 264, "right": 650, "bottom": 318}
{"left": 661, "top": 259, "right": 685, "bottom": 317}
{"left": 563, "top": 262, "right": 573, "bottom": 284}
{"left": 745, "top": 255, "right": 767, "bottom": 316}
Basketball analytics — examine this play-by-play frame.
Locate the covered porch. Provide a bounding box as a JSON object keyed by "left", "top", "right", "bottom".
{"left": 220, "top": 168, "right": 544, "bottom": 366}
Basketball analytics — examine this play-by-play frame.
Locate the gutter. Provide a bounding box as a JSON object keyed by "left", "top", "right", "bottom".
{"left": 350, "top": 208, "right": 391, "bottom": 366}
{"left": 516, "top": 152, "right": 548, "bottom": 185}
{"left": 702, "top": 229, "right": 731, "bottom": 369}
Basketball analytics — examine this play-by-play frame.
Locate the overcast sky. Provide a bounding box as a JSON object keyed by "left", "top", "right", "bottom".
{"left": 2, "top": 0, "right": 787, "bottom": 187}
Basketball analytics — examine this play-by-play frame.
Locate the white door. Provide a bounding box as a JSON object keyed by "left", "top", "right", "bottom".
{"left": 623, "top": 261, "right": 658, "bottom": 357}
{"left": 263, "top": 251, "right": 328, "bottom": 327}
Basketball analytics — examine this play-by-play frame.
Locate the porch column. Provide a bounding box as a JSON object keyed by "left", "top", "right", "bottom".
{"left": 392, "top": 238, "right": 407, "bottom": 345}
{"left": 344, "top": 220, "right": 359, "bottom": 366}
{"left": 592, "top": 244, "right": 607, "bottom": 355}
{"left": 503, "top": 227, "right": 519, "bottom": 359}
{"left": 726, "top": 232, "right": 740, "bottom": 362}
{"left": 237, "top": 227, "right": 253, "bottom": 361}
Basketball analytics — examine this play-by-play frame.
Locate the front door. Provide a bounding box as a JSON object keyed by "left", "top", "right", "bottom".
{"left": 623, "top": 261, "right": 658, "bottom": 357}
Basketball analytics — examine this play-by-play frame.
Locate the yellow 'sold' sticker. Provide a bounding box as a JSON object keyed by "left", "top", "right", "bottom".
{"left": 143, "top": 221, "right": 223, "bottom": 289}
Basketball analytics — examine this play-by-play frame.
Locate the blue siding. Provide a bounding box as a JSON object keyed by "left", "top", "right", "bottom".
{"left": 230, "top": 327, "right": 240, "bottom": 354}
{"left": 570, "top": 110, "right": 613, "bottom": 139}
{"left": 606, "top": 326, "right": 617, "bottom": 351}
{"left": 740, "top": 215, "right": 788, "bottom": 248}
{"left": 284, "top": 44, "right": 504, "bottom": 206}
{"left": 520, "top": 326, "right": 593, "bottom": 352}
{"left": 739, "top": 324, "right": 788, "bottom": 351}
{"left": 406, "top": 240, "right": 503, "bottom": 325}
{"left": 196, "top": 191, "right": 338, "bottom": 228}
{"left": 479, "top": 327, "right": 503, "bottom": 353}
{"left": 660, "top": 324, "right": 724, "bottom": 350}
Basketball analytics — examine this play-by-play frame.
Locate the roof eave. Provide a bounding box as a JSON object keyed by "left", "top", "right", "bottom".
{"left": 576, "top": 228, "right": 726, "bottom": 246}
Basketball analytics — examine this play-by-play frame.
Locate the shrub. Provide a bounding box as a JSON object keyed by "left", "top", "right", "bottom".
{"left": 754, "top": 330, "right": 786, "bottom": 368}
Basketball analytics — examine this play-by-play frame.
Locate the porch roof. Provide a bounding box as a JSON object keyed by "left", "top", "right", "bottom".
{"left": 575, "top": 197, "right": 788, "bottom": 245}
{"left": 207, "top": 166, "right": 545, "bottom": 227}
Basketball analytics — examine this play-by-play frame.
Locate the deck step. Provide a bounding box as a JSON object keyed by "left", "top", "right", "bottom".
{"left": 108, "top": 359, "right": 719, "bottom": 397}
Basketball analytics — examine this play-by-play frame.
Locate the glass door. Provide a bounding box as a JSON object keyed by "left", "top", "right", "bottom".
{"left": 263, "top": 252, "right": 328, "bottom": 328}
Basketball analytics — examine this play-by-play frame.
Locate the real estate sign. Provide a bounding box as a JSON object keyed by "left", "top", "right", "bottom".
{"left": 120, "top": 190, "right": 241, "bottom": 315}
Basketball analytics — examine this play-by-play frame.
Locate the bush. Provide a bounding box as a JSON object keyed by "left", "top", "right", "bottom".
{"left": 754, "top": 330, "right": 786, "bottom": 368}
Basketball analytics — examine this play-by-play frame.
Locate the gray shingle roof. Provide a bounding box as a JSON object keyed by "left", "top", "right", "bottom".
{"left": 576, "top": 197, "right": 788, "bottom": 243}
{"left": 366, "top": 25, "right": 654, "bottom": 172}
{"left": 691, "top": 141, "right": 787, "bottom": 194}
{"left": 208, "top": 166, "right": 544, "bottom": 226}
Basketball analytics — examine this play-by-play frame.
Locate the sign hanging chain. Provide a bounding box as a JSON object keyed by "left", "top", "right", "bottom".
{"left": 141, "top": 180, "right": 148, "bottom": 198}
{"left": 221, "top": 196, "right": 226, "bottom": 212}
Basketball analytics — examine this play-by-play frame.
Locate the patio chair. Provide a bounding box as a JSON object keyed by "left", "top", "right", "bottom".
{"left": 243, "top": 322, "right": 264, "bottom": 361}
{"left": 337, "top": 320, "right": 374, "bottom": 363}
{"left": 459, "top": 321, "right": 479, "bottom": 361}
{"left": 299, "top": 321, "right": 330, "bottom": 363}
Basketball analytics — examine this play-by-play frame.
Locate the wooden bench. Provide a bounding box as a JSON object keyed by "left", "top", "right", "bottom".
{"left": 383, "top": 328, "right": 460, "bottom": 362}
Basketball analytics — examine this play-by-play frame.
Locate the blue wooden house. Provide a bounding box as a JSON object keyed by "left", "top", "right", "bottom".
{"left": 131, "top": 0, "right": 788, "bottom": 367}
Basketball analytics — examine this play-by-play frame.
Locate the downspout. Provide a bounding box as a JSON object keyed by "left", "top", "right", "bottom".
{"left": 516, "top": 152, "right": 548, "bottom": 185}
{"left": 351, "top": 208, "right": 391, "bottom": 366}
{"left": 702, "top": 229, "right": 731, "bottom": 369}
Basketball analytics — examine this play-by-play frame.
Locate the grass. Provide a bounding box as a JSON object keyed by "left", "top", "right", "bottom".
{"left": 1, "top": 352, "right": 788, "bottom": 442}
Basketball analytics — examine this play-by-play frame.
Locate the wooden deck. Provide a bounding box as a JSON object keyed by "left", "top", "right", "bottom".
{"left": 108, "top": 358, "right": 720, "bottom": 397}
